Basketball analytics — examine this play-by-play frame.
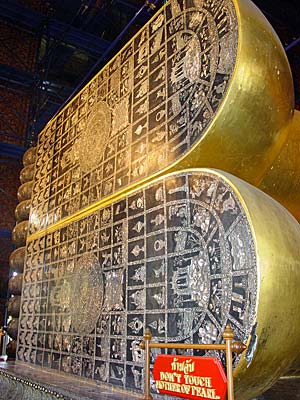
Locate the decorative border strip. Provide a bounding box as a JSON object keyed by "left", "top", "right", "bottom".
{"left": 0, "top": 367, "right": 71, "bottom": 400}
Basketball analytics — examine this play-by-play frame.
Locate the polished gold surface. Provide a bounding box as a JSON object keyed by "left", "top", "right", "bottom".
{"left": 22, "top": 146, "right": 36, "bottom": 167}
{"left": 19, "top": 167, "right": 300, "bottom": 400}
{"left": 217, "top": 170, "right": 300, "bottom": 399}
{"left": 28, "top": 0, "right": 239, "bottom": 235}
{"left": 259, "top": 110, "right": 300, "bottom": 220}
{"left": 8, "top": 275, "right": 23, "bottom": 295}
{"left": 28, "top": 0, "right": 294, "bottom": 239}
{"left": 17, "top": 1, "right": 300, "bottom": 399}
{"left": 7, "top": 296, "right": 21, "bottom": 318}
{"left": 15, "top": 200, "right": 31, "bottom": 222}
{"left": 17, "top": 181, "right": 33, "bottom": 202}
{"left": 9, "top": 247, "right": 26, "bottom": 273}
{"left": 12, "top": 220, "right": 29, "bottom": 248}
{"left": 20, "top": 165, "right": 35, "bottom": 184}
{"left": 170, "top": 0, "right": 294, "bottom": 184}
{"left": 7, "top": 319, "right": 19, "bottom": 341}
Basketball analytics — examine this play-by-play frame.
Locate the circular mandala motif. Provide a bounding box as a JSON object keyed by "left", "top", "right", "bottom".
{"left": 74, "top": 101, "right": 112, "bottom": 174}
{"left": 149, "top": 172, "right": 257, "bottom": 368}
{"left": 167, "top": 2, "right": 238, "bottom": 146}
{"left": 70, "top": 253, "right": 103, "bottom": 334}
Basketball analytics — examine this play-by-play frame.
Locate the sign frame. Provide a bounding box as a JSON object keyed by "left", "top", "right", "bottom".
{"left": 140, "top": 325, "right": 246, "bottom": 400}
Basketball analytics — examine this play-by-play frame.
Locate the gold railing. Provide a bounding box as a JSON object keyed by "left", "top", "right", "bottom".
{"left": 140, "top": 325, "right": 246, "bottom": 400}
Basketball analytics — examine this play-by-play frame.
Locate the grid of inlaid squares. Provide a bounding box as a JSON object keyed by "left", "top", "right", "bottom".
{"left": 29, "top": 0, "right": 238, "bottom": 234}
{"left": 19, "top": 172, "right": 257, "bottom": 392}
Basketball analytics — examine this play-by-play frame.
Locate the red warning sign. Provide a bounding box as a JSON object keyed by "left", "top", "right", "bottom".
{"left": 152, "top": 355, "right": 227, "bottom": 400}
